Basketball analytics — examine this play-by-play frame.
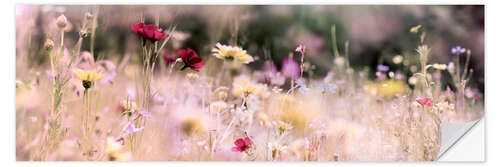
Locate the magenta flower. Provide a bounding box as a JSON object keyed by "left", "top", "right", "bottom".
{"left": 416, "top": 97, "right": 432, "bottom": 107}
{"left": 177, "top": 48, "right": 205, "bottom": 72}
{"left": 282, "top": 57, "right": 300, "bottom": 80}
{"left": 131, "top": 22, "right": 168, "bottom": 42}
{"left": 231, "top": 137, "right": 252, "bottom": 152}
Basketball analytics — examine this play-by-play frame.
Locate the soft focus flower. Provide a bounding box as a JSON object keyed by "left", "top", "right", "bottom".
{"left": 451, "top": 46, "right": 466, "bottom": 55}
{"left": 211, "top": 43, "right": 254, "bottom": 64}
{"left": 432, "top": 64, "right": 447, "bottom": 70}
{"left": 282, "top": 57, "right": 300, "bottom": 79}
{"left": 73, "top": 69, "right": 103, "bottom": 89}
{"left": 392, "top": 55, "right": 403, "bottom": 64}
{"left": 268, "top": 142, "right": 287, "bottom": 159}
{"left": 122, "top": 122, "right": 144, "bottom": 135}
{"left": 232, "top": 137, "right": 252, "bottom": 152}
{"left": 232, "top": 76, "right": 269, "bottom": 98}
{"left": 210, "top": 101, "right": 228, "bottom": 113}
{"left": 273, "top": 120, "right": 293, "bottom": 134}
{"left": 177, "top": 48, "right": 205, "bottom": 72}
{"left": 56, "top": 14, "right": 68, "bottom": 29}
{"left": 131, "top": 22, "right": 168, "bottom": 42}
{"left": 416, "top": 97, "right": 432, "bottom": 107}
{"left": 118, "top": 99, "right": 138, "bottom": 113}
{"left": 377, "top": 64, "right": 390, "bottom": 72}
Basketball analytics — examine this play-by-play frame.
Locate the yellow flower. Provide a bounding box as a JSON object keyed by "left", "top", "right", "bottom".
{"left": 232, "top": 76, "right": 269, "bottom": 98}
{"left": 273, "top": 120, "right": 293, "bottom": 134}
{"left": 120, "top": 100, "right": 138, "bottom": 112}
{"left": 73, "top": 69, "right": 103, "bottom": 89}
{"left": 210, "top": 101, "right": 228, "bottom": 112}
{"left": 212, "top": 43, "right": 254, "bottom": 64}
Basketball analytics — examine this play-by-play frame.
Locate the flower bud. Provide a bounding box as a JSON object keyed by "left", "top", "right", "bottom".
{"left": 56, "top": 14, "right": 68, "bottom": 29}
{"left": 44, "top": 39, "right": 55, "bottom": 50}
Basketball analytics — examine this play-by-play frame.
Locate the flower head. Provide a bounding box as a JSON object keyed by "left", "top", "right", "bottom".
{"left": 281, "top": 57, "right": 300, "bottom": 80}
{"left": 177, "top": 48, "right": 204, "bottom": 72}
{"left": 273, "top": 120, "right": 293, "bottom": 134}
{"left": 122, "top": 122, "right": 144, "bottom": 135}
{"left": 131, "top": 22, "right": 168, "bottom": 42}
{"left": 451, "top": 46, "right": 467, "bottom": 55}
{"left": 73, "top": 69, "right": 103, "bottom": 89}
{"left": 232, "top": 137, "right": 252, "bottom": 152}
{"left": 212, "top": 43, "right": 254, "bottom": 64}
{"left": 56, "top": 14, "right": 68, "bottom": 29}
{"left": 416, "top": 97, "right": 432, "bottom": 107}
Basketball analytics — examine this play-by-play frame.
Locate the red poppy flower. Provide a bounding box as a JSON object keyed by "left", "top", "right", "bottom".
{"left": 177, "top": 48, "right": 205, "bottom": 72}
{"left": 131, "top": 22, "right": 168, "bottom": 41}
{"left": 416, "top": 97, "right": 432, "bottom": 107}
{"left": 231, "top": 137, "right": 252, "bottom": 152}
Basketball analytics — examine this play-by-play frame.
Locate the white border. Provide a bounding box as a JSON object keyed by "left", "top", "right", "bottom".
{"left": 2, "top": 0, "right": 496, "bottom": 166}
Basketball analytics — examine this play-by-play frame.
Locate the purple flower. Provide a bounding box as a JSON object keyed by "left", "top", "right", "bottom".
{"left": 451, "top": 46, "right": 466, "bottom": 55}
{"left": 138, "top": 109, "right": 152, "bottom": 119}
{"left": 282, "top": 57, "right": 300, "bottom": 80}
{"left": 377, "top": 64, "right": 389, "bottom": 72}
{"left": 376, "top": 71, "right": 387, "bottom": 80}
{"left": 122, "top": 122, "right": 144, "bottom": 135}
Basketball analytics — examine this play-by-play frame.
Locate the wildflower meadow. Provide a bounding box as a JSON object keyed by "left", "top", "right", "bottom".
{"left": 15, "top": 5, "right": 484, "bottom": 161}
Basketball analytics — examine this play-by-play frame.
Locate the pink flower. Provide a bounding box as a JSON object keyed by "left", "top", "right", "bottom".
{"left": 231, "top": 137, "right": 252, "bottom": 152}
{"left": 131, "top": 22, "right": 168, "bottom": 42}
{"left": 177, "top": 48, "right": 205, "bottom": 72}
{"left": 416, "top": 97, "right": 432, "bottom": 107}
{"left": 282, "top": 57, "right": 300, "bottom": 80}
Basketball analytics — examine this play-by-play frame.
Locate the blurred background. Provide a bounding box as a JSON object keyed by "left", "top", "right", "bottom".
{"left": 16, "top": 5, "right": 484, "bottom": 91}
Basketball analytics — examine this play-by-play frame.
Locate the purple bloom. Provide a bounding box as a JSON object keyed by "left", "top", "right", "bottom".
{"left": 376, "top": 71, "right": 387, "bottom": 80}
{"left": 377, "top": 64, "right": 390, "bottom": 72}
{"left": 451, "top": 46, "right": 466, "bottom": 55}
{"left": 282, "top": 57, "right": 300, "bottom": 80}
{"left": 138, "top": 109, "right": 152, "bottom": 119}
{"left": 122, "top": 122, "right": 144, "bottom": 135}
